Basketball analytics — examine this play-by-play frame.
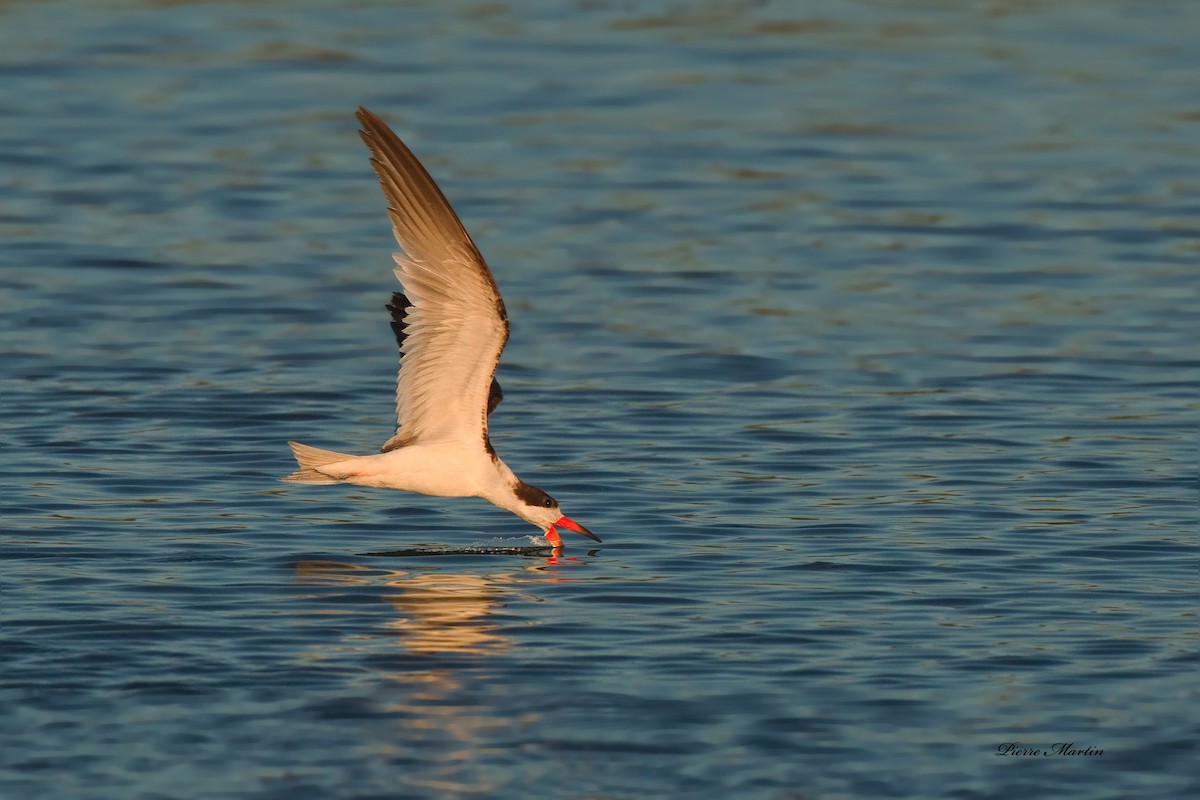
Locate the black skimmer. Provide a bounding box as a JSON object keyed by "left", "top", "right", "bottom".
{"left": 282, "top": 107, "right": 599, "bottom": 549}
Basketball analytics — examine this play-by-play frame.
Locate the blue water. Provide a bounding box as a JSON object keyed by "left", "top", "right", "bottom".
{"left": 2, "top": 1, "right": 1197, "bottom": 798}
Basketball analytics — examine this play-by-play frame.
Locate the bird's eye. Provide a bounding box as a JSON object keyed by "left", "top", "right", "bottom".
{"left": 543, "top": 498, "right": 554, "bottom": 508}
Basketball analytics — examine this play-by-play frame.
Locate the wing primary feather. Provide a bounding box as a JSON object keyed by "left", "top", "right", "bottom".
{"left": 385, "top": 291, "right": 411, "bottom": 350}
{"left": 356, "top": 107, "right": 512, "bottom": 450}
{"left": 487, "top": 377, "right": 503, "bottom": 415}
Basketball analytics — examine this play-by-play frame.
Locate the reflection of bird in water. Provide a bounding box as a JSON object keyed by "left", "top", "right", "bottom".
{"left": 294, "top": 559, "right": 528, "bottom": 796}
{"left": 295, "top": 553, "right": 592, "bottom": 657}
{"left": 281, "top": 107, "right": 598, "bottom": 549}
{"left": 295, "top": 560, "right": 509, "bottom": 655}
{"left": 380, "top": 572, "right": 509, "bottom": 655}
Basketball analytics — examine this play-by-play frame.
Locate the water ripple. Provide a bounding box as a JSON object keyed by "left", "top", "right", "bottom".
{"left": 3, "top": 1, "right": 1197, "bottom": 798}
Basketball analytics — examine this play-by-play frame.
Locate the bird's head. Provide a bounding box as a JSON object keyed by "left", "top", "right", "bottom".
{"left": 510, "top": 480, "right": 600, "bottom": 546}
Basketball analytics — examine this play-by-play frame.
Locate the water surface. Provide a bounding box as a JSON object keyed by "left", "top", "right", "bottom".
{"left": 2, "top": 1, "right": 1197, "bottom": 798}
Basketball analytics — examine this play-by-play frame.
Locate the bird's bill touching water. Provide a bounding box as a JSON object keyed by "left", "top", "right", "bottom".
{"left": 545, "top": 516, "right": 601, "bottom": 546}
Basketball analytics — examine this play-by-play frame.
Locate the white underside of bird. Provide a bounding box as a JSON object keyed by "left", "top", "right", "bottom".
{"left": 281, "top": 107, "right": 597, "bottom": 548}
{"left": 288, "top": 440, "right": 510, "bottom": 499}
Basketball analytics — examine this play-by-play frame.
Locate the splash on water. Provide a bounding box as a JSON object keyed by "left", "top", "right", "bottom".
{"left": 362, "top": 535, "right": 556, "bottom": 557}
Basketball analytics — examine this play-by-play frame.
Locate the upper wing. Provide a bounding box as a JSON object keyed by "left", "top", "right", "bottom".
{"left": 385, "top": 290, "right": 504, "bottom": 414}
{"left": 357, "top": 107, "right": 510, "bottom": 451}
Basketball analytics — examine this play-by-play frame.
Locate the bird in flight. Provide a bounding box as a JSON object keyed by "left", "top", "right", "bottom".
{"left": 282, "top": 107, "right": 598, "bottom": 548}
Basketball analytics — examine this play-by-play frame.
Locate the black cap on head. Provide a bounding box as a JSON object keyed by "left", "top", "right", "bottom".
{"left": 513, "top": 480, "right": 556, "bottom": 509}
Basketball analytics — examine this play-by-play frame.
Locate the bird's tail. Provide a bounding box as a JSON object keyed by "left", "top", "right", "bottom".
{"left": 281, "top": 441, "right": 355, "bottom": 485}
